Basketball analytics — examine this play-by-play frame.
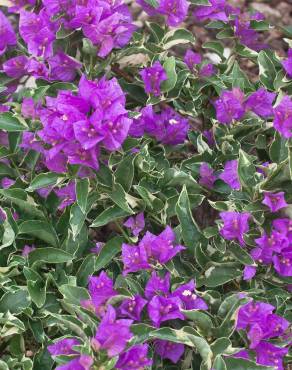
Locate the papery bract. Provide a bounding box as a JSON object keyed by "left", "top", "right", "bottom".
{"left": 123, "top": 212, "right": 145, "bottom": 236}
{"left": 116, "top": 344, "right": 152, "bottom": 369}
{"left": 282, "top": 49, "right": 292, "bottom": 78}
{"left": 155, "top": 340, "right": 185, "bottom": 363}
{"left": 48, "top": 338, "right": 80, "bottom": 356}
{"left": 219, "top": 211, "right": 250, "bottom": 246}
{"left": 214, "top": 88, "right": 245, "bottom": 124}
{"left": 148, "top": 295, "right": 184, "bottom": 327}
{"left": 219, "top": 160, "right": 240, "bottom": 190}
{"left": 94, "top": 305, "right": 133, "bottom": 357}
{"left": 117, "top": 295, "right": 147, "bottom": 321}
{"left": 140, "top": 61, "right": 167, "bottom": 97}
{"left": 0, "top": 11, "right": 17, "bottom": 55}
{"left": 262, "top": 192, "right": 287, "bottom": 213}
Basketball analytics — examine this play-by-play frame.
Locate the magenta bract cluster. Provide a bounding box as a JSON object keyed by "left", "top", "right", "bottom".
{"left": 22, "top": 75, "right": 132, "bottom": 172}
{"left": 236, "top": 300, "right": 289, "bottom": 370}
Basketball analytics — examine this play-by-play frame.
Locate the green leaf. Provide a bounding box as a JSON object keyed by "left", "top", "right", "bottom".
{"left": 47, "top": 314, "right": 87, "bottom": 340}
{"left": 59, "top": 285, "right": 90, "bottom": 305}
{"left": 115, "top": 154, "right": 135, "bottom": 192}
{"left": 134, "top": 185, "right": 164, "bottom": 211}
{"left": 164, "top": 29, "right": 195, "bottom": 49}
{"left": 176, "top": 185, "right": 202, "bottom": 250}
{"left": 238, "top": 150, "right": 256, "bottom": 189}
{"left": 150, "top": 327, "right": 212, "bottom": 368}
{"left": 228, "top": 243, "right": 255, "bottom": 266}
{"left": 0, "top": 289, "right": 30, "bottom": 314}
{"left": 76, "top": 254, "right": 96, "bottom": 286}
{"left": 27, "top": 172, "right": 62, "bottom": 191}
{"left": 203, "top": 41, "right": 224, "bottom": 58}
{"left": 0, "top": 360, "right": 9, "bottom": 370}
{"left": 0, "top": 112, "right": 27, "bottom": 131}
{"left": 213, "top": 356, "right": 227, "bottom": 370}
{"left": 144, "top": 0, "right": 158, "bottom": 7}
{"left": 250, "top": 20, "right": 271, "bottom": 31}
{"left": 208, "top": 201, "right": 229, "bottom": 211}
{"left": 230, "top": 62, "right": 253, "bottom": 91}
{"left": 70, "top": 204, "right": 86, "bottom": 240}
{"left": 198, "top": 264, "right": 242, "bottom": 287}
{"left": 224, "top": 357, "right": 274, "bottom": 370}
{"left": 91, "top": 205, "right": 131, "bottom": 228}
{"left": 181, "top": 310, "right": 213, "bottom": 336}
{"left": 18, "top": 220, "right": 59, "bottom": 246}
{"left": 206, "top": 20, "right": 226, "bottom": 29}
{"left": 161, "top": 57, "right": 177, "bottom": 93}
{"left": 258, "top": 50, "right": 277, "bottom": 90}
{"left": 28, "top": 248, "right": 72, "bottom": 265}
{"left": 190, "top": 0, "right": 209, "bottom": 4}
{"left": 162, "top": 168, "right": 203, "bottom": 191}
{"left": 235, "top": 44, "right": 258, "bottom": 58}
{"left": 8, "top": 132, "right": 22, "bottom": 154}
{"left": 147, "top": 22, "right": 165, "bottom": 42}
{"left": 216, "top": 28, "right": 234, "bottom": 39}
{"left": 0, "top": 215, "right": 15, "bottom": 250}
{"left": 0, "top": 188, "right": 45, "bottom": 219}
{"left": 214, "top": 296, "right": 249, "bottom": 338}
{"left": 23, "top": 267, "right": 47, "bottom": 308}
{"left": 119, "top": 79, "right": 147, "bottom": 104}
{"left": 269, "top": 132, "right": 288, "bottom": 163}
{"left": 110, "top": 183, "right": 133, "bottom": 213}
{"left": 76, "top": 178, "right": 89, "bottom": 214}
{"left": 95, "top": 236, "right": 123, "bottom": 271}
{"left": 0, "top": 162, "right": 17, "bottom": 177}
{"left": 32, "top": 349, "right": 54, "bottom": 370}
{"left": 211, "top": 338, "right": 232, "bottom": 356}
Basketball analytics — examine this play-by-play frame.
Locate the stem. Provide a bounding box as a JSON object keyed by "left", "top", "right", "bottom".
{"left": 114, "top": 221, "right": 131, "bottom": 242}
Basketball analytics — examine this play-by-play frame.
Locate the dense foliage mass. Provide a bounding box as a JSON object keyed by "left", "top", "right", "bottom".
{"left": 0, "top": 0, "right": 291, "bottom": 369}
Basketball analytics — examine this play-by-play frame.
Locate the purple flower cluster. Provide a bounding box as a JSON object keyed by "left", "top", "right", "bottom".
{"left": 55, "top": 182, "right": 77, "bottom": 209}
{"left": 17, "top": 0, "right": 135, "bottom": 59}
{"left": 3, "top": 52, "right": 82, "bottom": 82}
{"left": 140, "top": 61, "right": 167, "bottom": 97}
{"left": 19, "top": 10, "right": 57, "bottom": 58}
{"left": 71, "top": 271, "right": 206, "bottom": 366}
{"left": 21, "top": 75, "right": 132, "bottom": 173}
{"left": 214, "top": 87, "right": 275, "bottom": 124}
{"left": 273, "top": 96, "right": 292, "bottom": 139}
{"left": 56, "top": 296, "right": 142, "bottom": 366}
{"left": 184, "top": 50, "right": 216, "bottom": 77}
{"left": 8, "top": 0, "right": 36, "bottom": 13}
{"left": 122, "top": 226, "right": 185, "bottom": 273}
{"left": 282, "top": 49, "right": 292, "bottom": 78}
{"left": 146, "top": 273, "right": 207, "bottom": 327}
{"left": 237, "top": 300, "right": 289, "bottom": 370}
{"left": 193, "top": 0, "right": 266, "bottom": 51}
{"left": 219, "top": 160, "right": 240, "bottom": 190}
{"left": 233, "top": 12, "right": 267, "bottom": 51}
{"left": 129, "top": 105, "right": 189, "bottom": 145}
{"left": 219, "top": 211, "right": 250, "bottom": 246}
{"left": 137, "top": 0, "right": 190, "bottom": 27}
{"left": 0, "top": 11, "right": 17, "bottom": 55}
{"left": 123, "top": 212, "right": 145, "bottom": 236}
{"left": 193, "top": 0, "right": 238, "bottom": 22}
{"left": 116, "top": 343, "right": 153, "bottom": 369}
{"left": 250, "top": 218, "right": 292, "bottom": 277}
{"left": 199, "top": 162, "right": 216, "bottom": 189}
{"left": 48, "top": 338, "right": 93, "bottom": 370}
{"left": 81, "top": 271, "right": 117, "bottom": 316}
{"left": 262, "top": 192, "right": 287, "bottom": 213}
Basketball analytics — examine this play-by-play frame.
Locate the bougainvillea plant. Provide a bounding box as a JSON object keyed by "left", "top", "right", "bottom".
{"left": 0, "top": 0, "right": 291, "bottom": 369}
